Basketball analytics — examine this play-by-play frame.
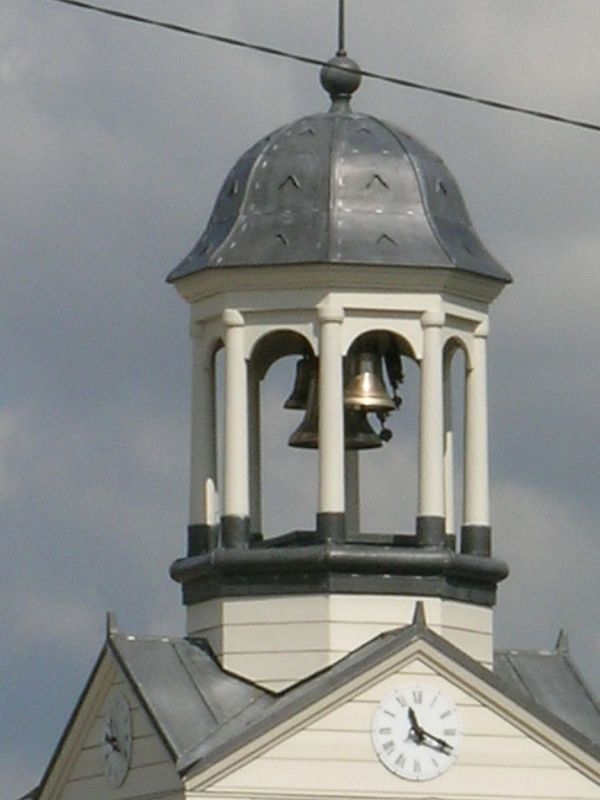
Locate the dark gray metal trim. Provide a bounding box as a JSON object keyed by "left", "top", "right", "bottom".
{"left": 188, "top": 524, "right": 219, "bottom": 556}
{"left": 170, "top": 541, "right": 508, "bottom": 608}
{"left": 316, "top": 512, "right": 346, "bottom": 542}
{"left": 415, "top": 515, "right": 445, "bottom": 547}
{"left": 179, "top": 573, "right": 499, "bottom": 606}
{"left": 221, "top": 516, "right": 250, "bottom": 549}
{"left": 461, "top": 524, "right": 492, "bottom": 556}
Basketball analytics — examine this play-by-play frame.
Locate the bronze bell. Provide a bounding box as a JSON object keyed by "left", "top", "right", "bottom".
{"left": 284, "top": 355, "right": 314, "bottom": 410}
{"left": 289, "top": 371, "right": 382, "bottom": 450}
{"left": 344, "top": 408, "right": 383, "bottom": 450}
{"left": 343, "top": 350, "right": 395, "bottom": 412}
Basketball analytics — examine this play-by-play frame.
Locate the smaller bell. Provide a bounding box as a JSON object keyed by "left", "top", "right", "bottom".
{"left": 284, "top": 355, "right": 314, "bottom": 410}
{"left": 288, "top": 375, "right": 319, "bottom": 448}
{"left": 344, "top": 351, "right": 395, "bottom": 412}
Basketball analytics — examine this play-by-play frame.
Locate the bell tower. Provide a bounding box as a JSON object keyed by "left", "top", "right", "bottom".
{"left": 168, "top": 55, "right": 512, "bottom": 691}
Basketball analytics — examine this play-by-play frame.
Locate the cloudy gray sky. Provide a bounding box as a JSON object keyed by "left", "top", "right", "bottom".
{"left": 2, "top": 1, "right": 599, "bottom": 795}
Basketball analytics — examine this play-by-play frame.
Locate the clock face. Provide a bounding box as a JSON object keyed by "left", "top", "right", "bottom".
{"left": 371, "top": 683, "right": 462, "bottom": 781}
{"left": 103, "top": 689, "right": 132, "bottom": 787}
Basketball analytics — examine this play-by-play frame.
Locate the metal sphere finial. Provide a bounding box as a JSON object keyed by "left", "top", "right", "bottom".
{"left": 320, "top": 55, "right": 361, "bottom": 110}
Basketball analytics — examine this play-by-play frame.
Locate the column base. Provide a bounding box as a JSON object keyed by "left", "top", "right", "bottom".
{"left": 416, "top": 516, "right": 446, "bottom": 547}
{"left": 187, "top": 524, "right": 219, "bottom": 556}
{"left": 461, "top": 525, "right": 491, "bottom": 557}
{"left": 316, "top": 512, "right": 346, "bottom": 543}
{"left": 221, "top": 515, "right": 251, "bottom": 549}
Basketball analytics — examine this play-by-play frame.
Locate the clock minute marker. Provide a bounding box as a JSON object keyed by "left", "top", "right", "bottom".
{"left": 372, "top": 685, "right": 461, "bottom": 780}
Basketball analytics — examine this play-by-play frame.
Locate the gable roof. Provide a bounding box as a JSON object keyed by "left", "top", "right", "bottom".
{"left": 174, "top": 611, "right": 600, "bottom": 777}
{"left": 30, "top": 609, "right": 600, "bottom": 800}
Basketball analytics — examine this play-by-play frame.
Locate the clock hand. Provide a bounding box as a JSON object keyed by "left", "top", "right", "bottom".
{"left": 420, "top": 729, "right": 453, "bottom": 753}
{"left": 407, "top": 708, "right": 452, "bottom": 752}
{"left": 407, "top": 707, "right": 425, "bottom": 744}
{"left": 104, "top": 732, "right": 122, "bottom": 753}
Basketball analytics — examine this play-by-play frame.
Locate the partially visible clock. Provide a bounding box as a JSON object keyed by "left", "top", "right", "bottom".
{"left": 103, "top": 689, "right": 132, "bottom": 787}
{"left": 371, "top": 683, "right": 462, "bottom": 781}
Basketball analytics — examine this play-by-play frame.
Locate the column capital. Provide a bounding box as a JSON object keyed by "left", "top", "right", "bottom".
{"left": 421, "top": 309, "right": 446, "bottom": 329}
{"left": 317, "top": 304, "right": 344, "bottom": 324}
{"left": 474, "top": 319, "right": 490, "bottom": 338}
{"left": 222, "top": 308, "right": 244, "bottom": 328}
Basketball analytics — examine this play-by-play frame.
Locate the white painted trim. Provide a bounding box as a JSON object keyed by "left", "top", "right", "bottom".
{"left": 463, "top": 327, "right": 490, "bottom": 526}
{"left": 223, "top": 309, "right": 249, "bottom": 518}
{"left": 317, "top": 303, "right": 345, "bottom": 514}
{"left": 418, "top": 310, "right": 445, "bottom": 517}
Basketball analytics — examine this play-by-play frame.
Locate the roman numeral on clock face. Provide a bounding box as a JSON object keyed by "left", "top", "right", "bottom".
{"left": 372, "top": 685, "right": 462, "bottom": 781}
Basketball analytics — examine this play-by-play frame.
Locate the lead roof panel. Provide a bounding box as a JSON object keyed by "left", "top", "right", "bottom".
{"left": 495, "top": 650, "right": 600, "bottom": 745}
{"left": 167, "top": 110, "right": 512, "bottom": 284}
{"left": 110, "top": 628, "right": 600, "bottom": 777}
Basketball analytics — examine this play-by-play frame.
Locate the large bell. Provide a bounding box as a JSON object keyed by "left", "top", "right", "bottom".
{"left": 283, "top": 355, "right": 314, "bottom": 410}
{"left": 289, "top": 372, "right": 382, "bottom": 450}
{"left": 344, "top": 408, "right": 384, "bottom": 450}
{"left": 343, "top": 350, "right": 395, "bottom": 412}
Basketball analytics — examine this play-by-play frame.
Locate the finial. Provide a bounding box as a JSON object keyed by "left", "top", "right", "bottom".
{"left": 412, "top": 601, "right": 427, "bottom": 629}
{"left": 320, "top": 0, "right": 360, "bottom": 110}
{"left": 320, "top": 54, "right": 361, "bottom": 110}
{"left": 555, "top": 628, "right": 569, "bottom": 655}
{"left": 337, "top": 0, "right": 346, "bottom": 56}
{"left": 106, "top": 610, "right": 119, "bottom": 640}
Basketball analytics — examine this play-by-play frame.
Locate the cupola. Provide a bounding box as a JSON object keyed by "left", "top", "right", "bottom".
{"left": 169, "top": 56, "right": 512, "bottom": 690}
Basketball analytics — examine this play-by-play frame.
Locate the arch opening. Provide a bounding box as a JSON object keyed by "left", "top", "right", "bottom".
{"left": 443, "top": 337, "right": 468, "bottom": 547}
{"left": 346, "top": 330, "right": 419, "bottom": 537}
{"left": 251, "top": 330, "right": 317, "bottom": 539}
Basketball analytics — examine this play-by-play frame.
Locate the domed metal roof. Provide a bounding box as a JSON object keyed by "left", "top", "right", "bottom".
{"left": 168, "top": 59, "right": 511, "bottom": 284}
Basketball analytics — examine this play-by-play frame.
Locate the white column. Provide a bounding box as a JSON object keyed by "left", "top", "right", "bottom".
{"left": 418, "top": 310, "right": 445, "bottom": 519}
{"left": 463, "top": 321, "right": 490, "bottom": 526}
{"left": 248, "top": 361, "right": 262, "bottom": 534}
{"left": 318, "top": 304, "right": 345, "bottom": 514}
{"left": 443, "top": 352, "right": 455, "bottom": 536}
{"left": 222, "top": 308, "right": 249, "bottom": 518}
{"left": 189, "top": 328, "right": 217, "bottom": 525}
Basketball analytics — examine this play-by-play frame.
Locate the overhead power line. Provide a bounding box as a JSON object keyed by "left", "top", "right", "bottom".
{"left": 47, "top": 0, "right": 600, "bottom": 134}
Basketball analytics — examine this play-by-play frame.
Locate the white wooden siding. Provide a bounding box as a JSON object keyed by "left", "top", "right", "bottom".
{"left": 187, "top": 595, "right": 493, "bottom": 689}
{"left": 58, "top": 672, "right": 182, "bottom": 800}
{"left": 196, "top": 658, "right": 600, "bottom": 800}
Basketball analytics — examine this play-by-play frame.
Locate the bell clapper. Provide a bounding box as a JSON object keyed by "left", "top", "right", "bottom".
{"left": 376, "top": 411, "right": 393, "bottom": 443}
